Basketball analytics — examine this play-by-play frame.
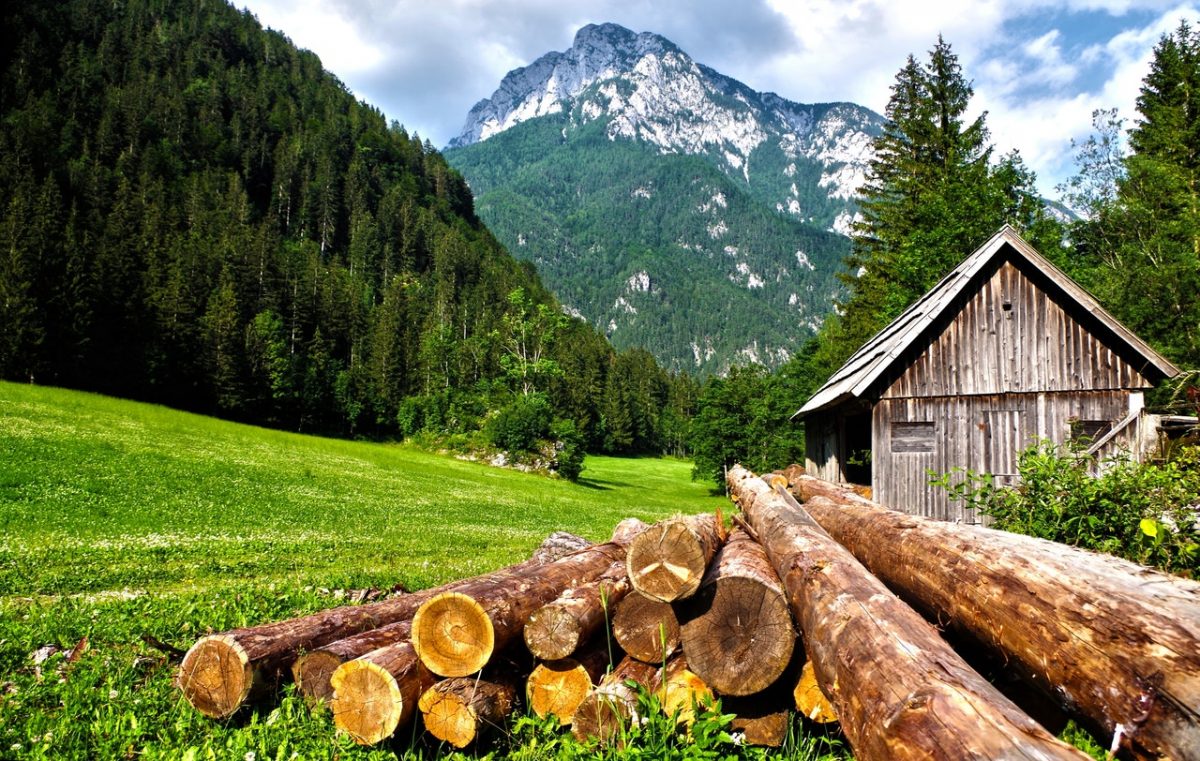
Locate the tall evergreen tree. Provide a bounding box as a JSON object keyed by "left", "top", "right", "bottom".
{"left": 1070, "top": 23, "right": 1200, "bottom": 368}
{"left": 828, "top": 37, "right": 1059, "bottom": 369}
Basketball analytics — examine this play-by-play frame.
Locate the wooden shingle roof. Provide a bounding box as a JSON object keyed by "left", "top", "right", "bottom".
{"left": 794, "top": 225, "right": 1180, "bottom": 418}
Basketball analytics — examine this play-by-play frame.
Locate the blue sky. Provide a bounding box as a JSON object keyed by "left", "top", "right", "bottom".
{"left": 235, "top": 0, "right": 1199, "bottom": 197}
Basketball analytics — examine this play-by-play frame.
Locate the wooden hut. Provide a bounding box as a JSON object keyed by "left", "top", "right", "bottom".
{"left": 794, "top": 225, "right": 1180, "bottom": 523}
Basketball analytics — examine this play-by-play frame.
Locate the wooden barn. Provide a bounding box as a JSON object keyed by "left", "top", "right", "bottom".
{"left": 794, "top": 225, "right": 1180, "bottom": 523}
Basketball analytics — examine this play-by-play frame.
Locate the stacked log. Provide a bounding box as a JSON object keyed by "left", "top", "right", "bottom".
{"left": 611, "top": 590, "right": 680, "bottom": 663}
{"left": 782, "top": 470, "right": 1200, "bottom": 760}
{"left": 678, "top": 527, "right": 795, "bottom": 696}
{"left": 418, "top": 672, "right": 520, "bottom": 748}
{"left": 625, "top": 513, "right": 724, "bottom": 602}
{"left": 728, "top": 465, "right": 1088, "bottom": 760}
{"left": 526, "top": 646, "right": 612, "bottom": 726}
{"left": 524, "top": 560, "right": 630, "bottom": 660}
{"left": 570, "top": 655, "right": 661, "bottom": 746}
{"left": 177, "top": 532, "right": 587, "bottom": 718}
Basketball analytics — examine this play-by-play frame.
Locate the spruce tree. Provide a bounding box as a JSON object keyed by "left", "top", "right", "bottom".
{"left": 830, "top": 37, "right": 1058, "bottom": 368}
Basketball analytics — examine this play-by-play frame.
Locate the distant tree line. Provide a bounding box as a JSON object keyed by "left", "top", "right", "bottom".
{"left": 0, "top": 0, "right": 694, "bottom": 476}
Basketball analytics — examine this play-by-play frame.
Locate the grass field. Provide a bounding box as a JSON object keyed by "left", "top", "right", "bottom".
{"left": 0, "top": 382, "right": 848, "bottom": 759}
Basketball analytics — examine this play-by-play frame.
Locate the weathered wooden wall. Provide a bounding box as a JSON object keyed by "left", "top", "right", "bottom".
{"left": 804, "top": 412, "right": 843, "bottom": 483}
{"left": 881, "top": 260, "right": 1152, "bottom": 399}
{"left": 873, "top": 391, "right": 1131, "bottom": 522}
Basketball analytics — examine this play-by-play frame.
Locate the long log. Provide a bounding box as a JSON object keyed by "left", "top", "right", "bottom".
{"left": 729, "top": 465, "right": 1088, "bottom": 761}
{"left": 328, "top": 638, "right": 435, "bottom": 745}
{"left": 785, "top": 470, "right": 1200, "bottom": 760}
{"left": 524, "top": 560, "right": 631, "bottom": 660}
{"left": 626, "top": 513, "right": 725, "bottom": 601}
{"left": 571, "top": 655, "right": 661, "bottom": 746}
{"left": 418, "top": 673, "right": 519, "bottom": 748}
{"left": 526, "top": 646, "right": 612, "bottom": 726}
{"left": 412, "top": 540, "right": 628, "bottom": 677}
{"left": 611, "top": 590, "right": 680, "bottom": 663}
{"left": 177, "top": 532, "right": 585, "bottom": 718}
{"left": 678, "top": 527, "right": 795, "bottom": 695}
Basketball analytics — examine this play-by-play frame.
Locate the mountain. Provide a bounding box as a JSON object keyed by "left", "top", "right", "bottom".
{"left": 0, "top": 0, "right": 689, "bottom": 458}
{"left": 445, "top": 23, "right": 885, "bottom": 374}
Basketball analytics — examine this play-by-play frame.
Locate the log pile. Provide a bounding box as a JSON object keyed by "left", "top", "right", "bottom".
{"left": 175, "top": 467, "right": 1200, "bottom": 760}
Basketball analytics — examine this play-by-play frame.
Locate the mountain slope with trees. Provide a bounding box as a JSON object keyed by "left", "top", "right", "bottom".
{"left": 0, "top": 0, "right": 690, "bottom": 470}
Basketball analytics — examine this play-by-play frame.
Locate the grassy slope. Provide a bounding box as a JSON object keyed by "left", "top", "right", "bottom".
{"left": 5, "top": 382, "right": 824, "bottom": 760}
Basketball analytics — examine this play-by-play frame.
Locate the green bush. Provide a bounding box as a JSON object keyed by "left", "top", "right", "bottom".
{"left": 551, "top": 418, "right": 586, "bottom": 481}
{"left": 487, "top": 393, "right": 554, "bottom": 453}
{"left": 933, "top": 441, "right": 1200, "bottom": 576}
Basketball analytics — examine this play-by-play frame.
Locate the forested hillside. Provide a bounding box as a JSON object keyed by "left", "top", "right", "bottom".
{"left": 447, "top": 113, "right": 849, "bottom": 374}
{"left": 0, "top": 0, "right": 691, "bottom": 462}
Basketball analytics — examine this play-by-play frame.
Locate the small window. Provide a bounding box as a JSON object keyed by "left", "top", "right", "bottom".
{"left": 892, "top": 421, "right": 935, "bottom": 453}
{"left": 1070, "top": 419, "right": 1112, "bottom": 443}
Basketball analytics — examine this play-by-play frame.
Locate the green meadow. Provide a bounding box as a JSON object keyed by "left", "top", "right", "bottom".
{"left": 0, "top": 382, "right": 850, "bottom": 759}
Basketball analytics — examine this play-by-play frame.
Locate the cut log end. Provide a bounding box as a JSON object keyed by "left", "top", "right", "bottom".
{"left": 612, "top": 591, "right": 680, "bottom": 663}
{"left": 177, "top": 635, "right": 253, "bottom": 719}
{"left": 571, "top": 688, "right": 636, "bottom": 747}
{"left": 418, "top": 684, "right": 477, "bottom": 749}
{"left": 330, "top": 660, "right": 404, "bottom": 746}
{"left": 660, "top": 667, "right": 712, "bottom": 725}
{"left": 627, "top": 521, "right": 707, "bottom": 601}
{"left": 293, "top": 650, "right": 343, "bottom": 705}
{"left": 524, "top": 605, "right": 583, "bottom": 661}
{"left": 795, "top": 661, "right": 837, "bottom": 724}
{"left": 412, "top": 592, "right": 494, "bottom": 678}
{"left": 527, "top": 658, "right": 595, "bottom": 726}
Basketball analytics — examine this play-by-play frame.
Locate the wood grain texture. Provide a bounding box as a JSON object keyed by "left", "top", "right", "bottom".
{"left": 524, "top": 560, "right": 630, "bottom": 660}
{"left": 328, "top": 639, "right": 435, "bottom": 745}
{"left": 626, "top": 513, "right": 724, "bottom": 602}
{"left": 611, "top": 590, "right": 680, "bottom": 663}
{"left": 571, "top": 656, "right": 660, "bottom": 746}
{"left": 418, "top": 675, "right": 518, "bottom": 748}
{"left": 730, "top": 465, "right": 1088, "bottom": 761}
{"left": 789, "top": 472, "right": 1200, "bottom": 760}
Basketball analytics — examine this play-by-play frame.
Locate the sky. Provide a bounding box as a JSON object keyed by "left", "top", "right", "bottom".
{"left": 235, "top": 0, "right": 1200, "bottom": 197}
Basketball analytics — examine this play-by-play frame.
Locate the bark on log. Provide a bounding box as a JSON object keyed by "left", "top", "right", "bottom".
{"left": 786, "top": 471, "right": 1200, "bottom": 761}
{"left": 178, "top": 534, "right": 573, "bottom": 718}
{"left": 418, "top": 674, "right": 519, "bottom": 748}
{"left": 626, "top": 513, "right": 725, "bottom": 602}
{"left": 571, "top": 655, "right": 660, "bottom": 746}
{"left": 524, "top": 560, "right": 631, "bottom": 661}
{"left": 678, "top": 528, "right": 795, "bottom": 696}
{"left": 413, "top": 541, "right": 626, "bottom": 677}
{"left": 795, "top": 660, "right": 837, "bottom": 724}
{"left": 328, "top": 639, "right": 435, "bottom": 745}
{"left": 526, "top": 646, "right": 612, "bottom": 726}
{"left": 611, "top": 590, "right": 680, "bottom": 663}
{"left": 730, "top": 465, "right": 1088, "bottom": 761}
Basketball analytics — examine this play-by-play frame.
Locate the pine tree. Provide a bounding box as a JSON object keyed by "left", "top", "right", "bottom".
{"left": 831, "top": 37, "right": 1059, "bottom": 367}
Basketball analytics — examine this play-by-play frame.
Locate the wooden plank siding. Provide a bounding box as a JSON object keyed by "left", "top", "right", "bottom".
{"left": 873, "top": 391, "right": 1130, "bottom": 523}
{"left": 880, "top": 260, "right": 1153, "bottom": 400}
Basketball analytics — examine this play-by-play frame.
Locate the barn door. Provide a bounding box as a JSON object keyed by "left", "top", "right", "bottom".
{"left": 983, "top": 410, "right": 1022, "bottom": 487}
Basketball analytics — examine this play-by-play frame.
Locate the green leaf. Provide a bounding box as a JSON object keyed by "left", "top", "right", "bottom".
{"left": 1139, "top": 518, "right": 1159, "bottom": 538}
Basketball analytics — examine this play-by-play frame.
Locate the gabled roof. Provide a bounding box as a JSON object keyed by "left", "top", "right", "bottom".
{"left": 794, "top": 225, "right": 1180, "bottom": 418}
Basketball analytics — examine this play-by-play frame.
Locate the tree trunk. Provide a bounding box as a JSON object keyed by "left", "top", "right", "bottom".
{"left": 177, "top": 532, "right": 583, "bottom": 719}
{"left": 795, "top": 660, "right": 837, "bottom": 724}
{"left": 611, "top": 590, "right": 680, "bottom": 663}
{"left": 418, "top": 674, "right": 519, "bottom": 749}
{"left": 729, "top": 465, "right": 1088, "bottom": 761}
{"left": 571, "top": 655, "right": 660, "bottom": 746}
{"left": 626, "top": 513, "right": 725, "bottom": 601}
{"left": 328, "top": 639, "right": 435, "bottom": 745}
{"left": 524, "top": 560, "right": 631, "bottom": 660}
{"left": 785, "top": 471, "right": 1200, "bottom": 761}
{"left": 678, "top": 527, "right": 796, "bottom": 695}
{"left": 412, "top": 541, "right": 627, "bottom": 677}
{"left": 293, "top": 620, "right": 412, "bottom": 705}
{"left": 526, "top": 645, "right": 612, "bottom": 726}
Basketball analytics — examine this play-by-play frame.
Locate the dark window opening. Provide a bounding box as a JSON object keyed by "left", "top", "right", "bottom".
{"left": 843, "top": 412, "right": 872, "bottom": 486}
{"left": 1070, "top": 419, "right": 1112, "bottom": 443}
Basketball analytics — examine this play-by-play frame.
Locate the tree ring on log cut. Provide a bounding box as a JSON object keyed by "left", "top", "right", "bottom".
{"left": 627, "top": 520, "right": 709, "bottom": 601}
{"left": 177, "top": 634, "right": 253, "bottom": 719}
{"left": 527, "top": 658, "right": 593, "bottom": 725}
{"left": 293, "top": 650, "right": 342, "bottom": 705}
{"left": 329, "top": 659, "right": 404, "bottom": 745}
{"left": 418, "top": 684, "right": 476, "bottom": 748}
{"left": 412, "top": 592, "right": 494, "bottom": 677}
{"left": 524, "top": 605, "right": 582, "bottom": 661}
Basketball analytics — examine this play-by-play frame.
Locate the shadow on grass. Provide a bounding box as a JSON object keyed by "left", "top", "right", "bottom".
{"left": 574, "top": 477, "right": 626, "bottom": 491}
